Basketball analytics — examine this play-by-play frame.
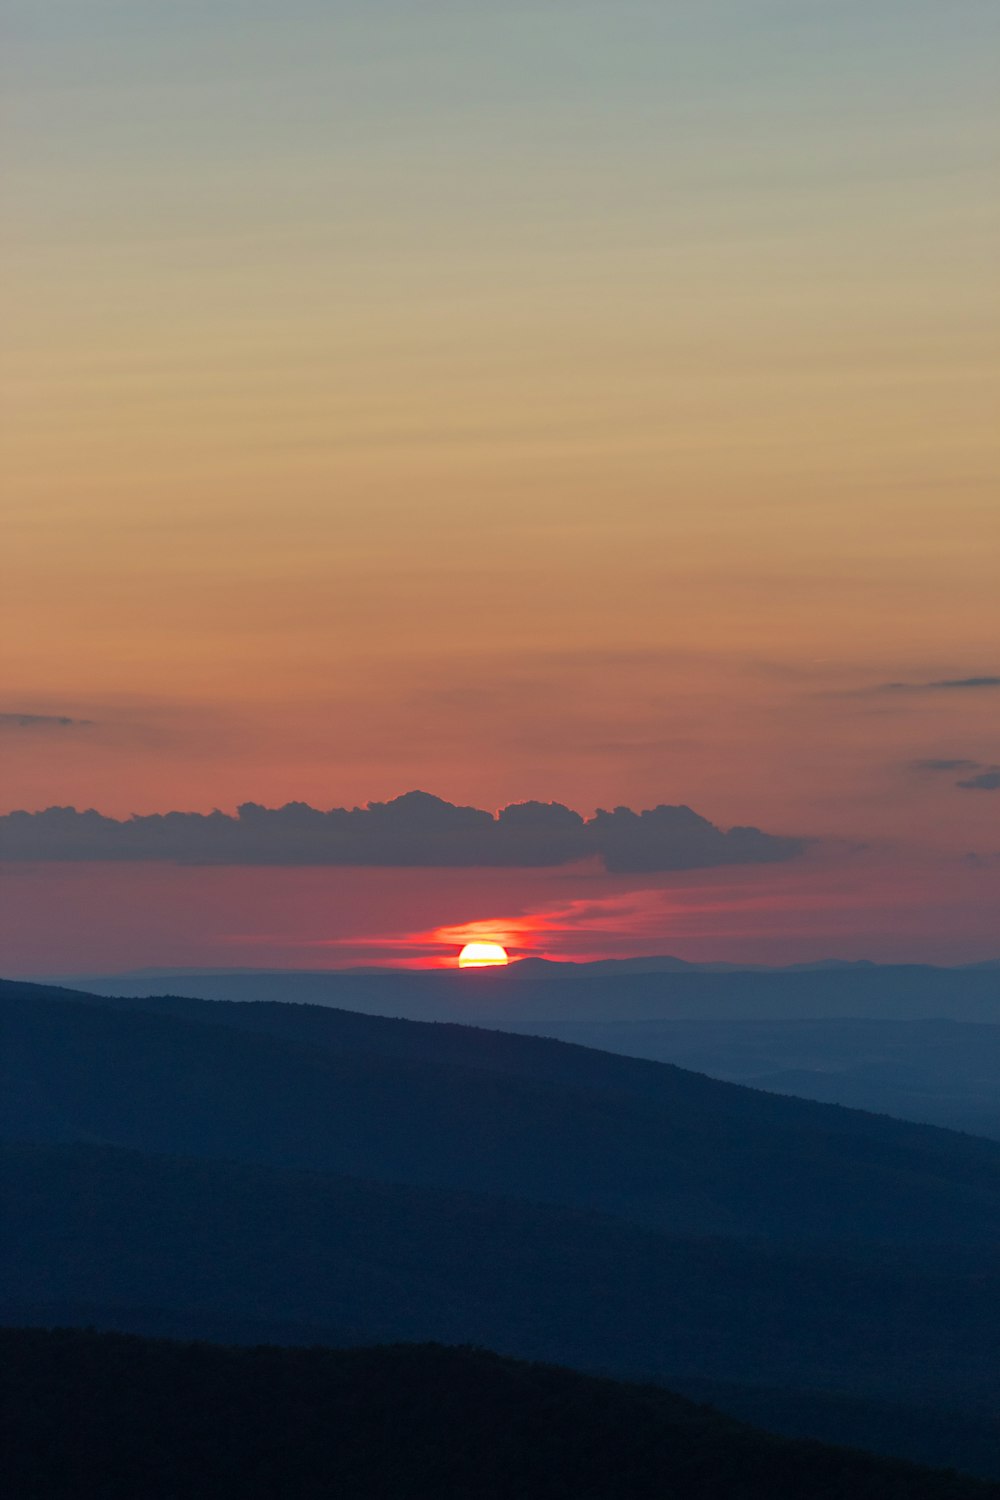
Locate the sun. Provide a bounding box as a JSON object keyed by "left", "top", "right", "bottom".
{"left": 458, "top": 941, "right": 509, "bottom": 968}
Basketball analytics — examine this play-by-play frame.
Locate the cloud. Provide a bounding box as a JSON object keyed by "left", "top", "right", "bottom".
{"left": 879, "top": 676, "right": 1000, "bottom": 693}
{"left": 908, "top": 758, "right": 1000, "bottom": 791}
{"left": 0, "top": 713, "right": 93, "bottom": 729}
{"left": 0, "top": 790, "right": 808, "bottom": 872}
{"left": 584, "top": 804, "right": 801, "bottom": 873}
{"left": 956, "top": 769, "right": 1000, "bottom": 792}
{"left": 965, "top": 851, "right": 1000, "bottom": 867}
{"left": 910, "top": 758, "right": 983, "bottom": 773}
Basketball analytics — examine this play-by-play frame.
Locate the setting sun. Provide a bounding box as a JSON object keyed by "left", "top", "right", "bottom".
{"left": 458, "top": 942, "right": 509, "bottom": 968}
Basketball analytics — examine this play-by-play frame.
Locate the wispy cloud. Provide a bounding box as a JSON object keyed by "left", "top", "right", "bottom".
{"left": 290, "top": 888, "right": 752, "bottom": 966}
{"left": 909, "top": 757, "right": 1000, "bottom": 791}
{"left": 956, "top": 769, "right": 1000, "bottom": 792}
{"left": 965, "top": 851, "right": 1000, "bottom": 868}
{"left": 299, "top": 871, "right": 874, "bottom": 968}
{"left": 910, "top": 758, "right": 982, "bottom": 773}
{"left": 0, "top": 713, "right": 93, "bottom": 729}
{"left": 880, "top": 676, "right": 1000, "bottom": 694}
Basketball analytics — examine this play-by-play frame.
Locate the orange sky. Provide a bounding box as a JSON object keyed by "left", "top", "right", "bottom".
{"left": 2, "top": 2, "right": 998, "bottom": 971}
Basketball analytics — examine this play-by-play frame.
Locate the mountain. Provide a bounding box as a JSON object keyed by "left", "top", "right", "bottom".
{"left": 4, "top": 979, "right": 1000, "bottom": 1245}
{"left": 52, "top": 963, "right": 1000, "bottom": 1135}
{"left": 7, "top": 1135, "right": 1000, "bottom": 1410}
{"left": 5, "top": 1329, "right": 995, "bottom": 1500}
{"left": 59, "top": 954, "right": 1000, "bottom": 982}
{"left": 538, "top": 1016, "right": 1000, "bottom": 1140}
{"left": 59, "top": 959, "right": 1000, "bottom": 1023}
{"left": 5, "top": 976, "right": 1000, "bottom": 1475}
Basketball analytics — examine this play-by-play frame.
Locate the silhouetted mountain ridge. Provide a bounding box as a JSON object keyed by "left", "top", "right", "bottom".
{"left": 6, "top": 1329, "right": 995, "bottom": 1500}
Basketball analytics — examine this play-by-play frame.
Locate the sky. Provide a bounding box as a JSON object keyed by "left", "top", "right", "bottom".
{"left": 2, "top": 0, "right": 999, "bottom": 973}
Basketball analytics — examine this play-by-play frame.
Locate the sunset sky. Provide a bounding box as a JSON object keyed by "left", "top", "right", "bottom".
{"left": 3, "top": 1, "right": 998, "bottom": 974}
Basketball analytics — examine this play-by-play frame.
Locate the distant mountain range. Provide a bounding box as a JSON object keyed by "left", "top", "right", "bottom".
{"left": 3, "top": 975, "right": 1000, "bottom": 1479}
{"left": 54, "top": 956, "right": 1000, "bottom": 1021}
{"left": 52, "top": 953, "right": 1000, "bottom": 982}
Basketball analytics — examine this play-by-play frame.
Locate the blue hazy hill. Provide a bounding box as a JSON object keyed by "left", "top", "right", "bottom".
{"left": 4, "top": 976, "right": 1000, "bottom": 1478}
{"left": 61, "top": 960, "right": 1000, "bottom": 1135}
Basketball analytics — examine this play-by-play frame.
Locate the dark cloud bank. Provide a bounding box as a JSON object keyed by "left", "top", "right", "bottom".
{"left": 0, "top": 792, "right": 808, "bottom": 872}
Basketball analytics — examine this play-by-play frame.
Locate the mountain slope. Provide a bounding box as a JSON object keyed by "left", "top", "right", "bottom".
{"left": 543, "top": 1016, "right": 1000, "bottom": 1139}
{"left": 53, "top": 965, "right": 1000, "bottom": 1134}
{"left": 5, "top": 1329, "right": 996, "bottom": 1500}
{"left": 5, "top": 1136, "right": 1000, "bottom": 1407}
{"left": 4, "top": 980, "right": 1000, "bottom": 1245}
{"left": 6, "top": 977, "right": 1000, "bottom": 1471}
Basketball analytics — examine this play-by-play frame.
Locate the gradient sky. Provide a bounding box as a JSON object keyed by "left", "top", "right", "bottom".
{"left": 3, "top": 1, "right": 999, "bottom": 973}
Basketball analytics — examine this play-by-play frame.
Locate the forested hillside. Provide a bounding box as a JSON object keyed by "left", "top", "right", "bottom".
{"left": 3, "top": 1330, "right": 997, "bottom": 1500}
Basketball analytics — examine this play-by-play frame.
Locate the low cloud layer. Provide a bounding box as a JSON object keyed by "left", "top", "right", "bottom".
{"left": 0, "top": 791, "right": 808, "bottom": 872}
